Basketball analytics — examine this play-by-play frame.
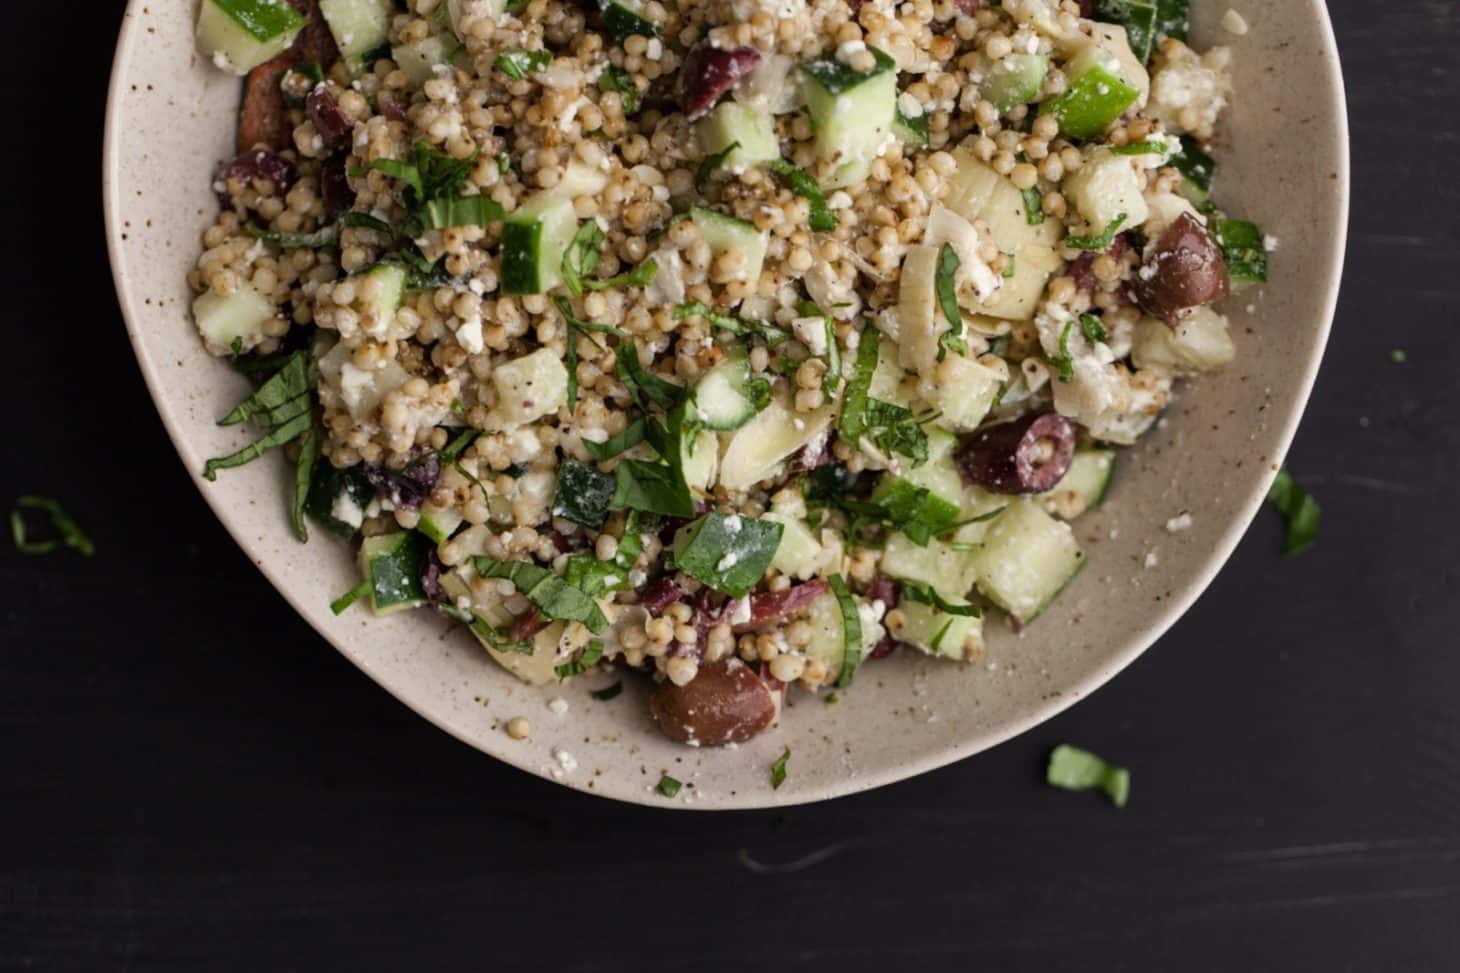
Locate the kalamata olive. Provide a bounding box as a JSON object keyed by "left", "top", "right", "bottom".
{"left": 869, "top": 635, "right": 898, "bottom": 659}
{"left": 320, "top": 152, "right": 353, "bottom": 218}
{"left": 957, "top": 412, "right": 1077, "bottom": 494}
{"left": 217, "top": 149, "right": 298, "bottom": 197}
{"left": 680, "top": 45, "right": 761, "bottom": 120}
{"left": 868, "top": 574, "right": 900, "bottom": 609}
{"left": 290, "top": 0, "right": 340, "bottom": 66}
{"left": 1133, "top": 212, "right": 1230, "bottom": 323}
{"left": 307, "top": 85, "right": 353, "bottom": 149}
{"left": 731, "top": 580, "right": 831, "bottom": 634}
{"left": 1067, "top": 233, "right": 1131, "bottom": 294}
{"left": 650, "top": 658, "right": 778, "bottom": 745}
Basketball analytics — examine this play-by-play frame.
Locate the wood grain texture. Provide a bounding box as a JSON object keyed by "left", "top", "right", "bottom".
{"left": 4, "top": 1, "right": 1460, "bottom": 969}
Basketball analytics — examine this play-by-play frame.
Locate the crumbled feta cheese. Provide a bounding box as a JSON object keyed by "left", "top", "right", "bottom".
{"left": 456, "top": 317, "right": 484, "bottom": 354}
{"left": 1144, "top": 550, "right": 1160, "bottom": 569}
{"left": 835, "top": 40, "right": 868, "bottom": 64}
{"left": 547, "top": 697, "right": 569, "bottom": 716}
{"left": 331, "top": 493, "right": 365, "bottom": 529}
{"left": 716, "top": 552, "right": 740, "bottom": 572}
{"left": 723, "top": 515, "right": 742, "bottom": 534}
{"left": 1263, "top": 234, "right": 1279, "bottom": 252}
{"left": 552, "top": 748, "right": 578, "bottom": 772}
{"left": 729, "top": 596, "right": 753, "bottom": 625}
{"left": 1221, "top": 9, "right": 1249, "bottom": 35}
{"left": 896, "top": 92, "right": 923, "bottom": 119}
{"left": 792, "top": 315, "right": 829, "bottom": 356}
{"left": 1164, "top": 512, "right": 1193, "bottom": 533}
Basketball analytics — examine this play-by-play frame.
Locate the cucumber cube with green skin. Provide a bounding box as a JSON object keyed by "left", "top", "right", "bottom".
{"left": 801, "top": 590, "right": 849, "bottom": 684}
{"left": 1039, "top": 64, "right": 1139, "bottom": 140}
{"left": 896, "top": 597, "right": 983, "bottom": 661}
{"left": 197, "top": 0, "right": 306, "bottom": 76}
{"left": 193, "top": 283, "right": 277, "bottom": 356}
{"left": 320, "top": 0, "right": 394, "bottom": 74}
{"left": 417, "top": 504, "right": 464, "bottom": 543}
{"left": 880, "top": 532, "right": 978, "bottom": 602}
{"left": 981, "top": 53, "right": 1049, "bottom": 113}
{"left": 501, "top": 194, "right": 580, "bottom": 294}
{"left": 969, "top": 501, "right": 1085, "bottom": 622}
{"left": 698, "top": 102, "right": 781, "bottom": 171}
{"left": 393, "top": 35, "right": 462, "bottom": 85}
{"left": 765, "top": 509, "right": 823, "bottom": 580}
{"left": 800, "top": 47, "right": 898, "bottom": 190}
{"left": 689, "top": 206, "right": 768, "bottom": 286}
{"left": 692, "top": 347, "right": 758, "bottom": 431}
{"left": 356, "top": 262, "right": 407, "bottom": 328}
{"left": 359, "top": 532, "right": 430, "bottom": 615}
{"left": 1039, "top": 448, "right": 1115, "bottom": 517}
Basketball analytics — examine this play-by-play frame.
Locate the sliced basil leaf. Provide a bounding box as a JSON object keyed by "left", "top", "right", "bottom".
{"left": 1052, "top": 319, "right": 1076, "bottom": 383}
{"left": 1047, "top": 744, "right": 1130, "bottom": 807}
{"left": 292, "top": 427, "right": 319, "bottom": 543}
{"left": 583, "top": 419, "right": 646, "bottom": 460}
{"left": 330, "top": 579, "right": 372, "bottom": 615}
{"left": 419, "top": 195, "right": 507, "bottom": 230}
{"left": 837, "top": 334, "right": 881, "bottom": 443}
{"left": 656, "top": 773, "right": 682, "bottom": 797}
{"left": 472, "top": 557, "right": 609, "bottom": 633}
{"left": 696, "top": 140, "right": 740, "bottom": 190}
{"left": 1267, "top": 467, "right": 1320, "bottom": 556}
{"left": 440, "top": 428, "right": 481, "bottom": 464}
{"left": 245, "top": 220, "right": 340, "bottom": 250}
{"left": 901, "top": 580, "right": 981, "bottom": 617}
{"left": 1109, "top": 138, "right": 1169, "bottom": 156}
{"left": 1169, "top": 134, "right": 1215, "bottom": 192}
{"left": 1212, "top": 218, "right": 1269, "bottom": 283}
{"left": 554, "top": 640, "right": 605, "bottom": 679}
{"left": 673, "top": 301, "right": 790, "bottom": 346}
{"left": 1064, "top": 213, "right": 1128, "bottom": 251}
{"left": 769, "top": 746, "right": 791, "bottom": 789}
{"left": 585, "top": 258, "right": 657, "bottom": 292}
{"left": 798, "top": 46, "right": 895, "bottom": 95}
{"left": 494, "top": 49, "right": 551, "bottom": 81}
{"left": 612, "top": 458, "right": 695, "bottom": 518}
{"left": 1022, "top": 186, "right": 1045, "bottom": 225}
{"left": 670, "top": 512, "right": 784, "bottom": 597}
{"left": 615, "top": 343, "right": 686, "bottom": 412}
{"left": 561, "top": 220, "right": 605, "bottom": 298}
{"left": 591, "top": 681, "right": 624, "bottom": 700}
{"left": 768, "top": 159, "right": 837, "bottom": 233}
{"left": 553, "top": 460, "right": 616, "bottom": 529}
{"left": 1079, "top": 313, "right": 1108, "bottom": 344}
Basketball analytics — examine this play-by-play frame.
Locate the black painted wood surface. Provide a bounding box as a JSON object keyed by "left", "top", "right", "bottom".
{"left": 3, "top": 1, "right": 1458, "bottom": 968}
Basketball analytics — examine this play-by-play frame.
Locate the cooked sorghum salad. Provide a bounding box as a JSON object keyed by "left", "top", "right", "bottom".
{"left": 191, "top": 0, "right": 1269, "bottom": 747}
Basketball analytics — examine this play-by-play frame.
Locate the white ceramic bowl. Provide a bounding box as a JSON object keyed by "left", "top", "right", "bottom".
{"left": 104, "top": 0, "right": 1347, "bottom": 808}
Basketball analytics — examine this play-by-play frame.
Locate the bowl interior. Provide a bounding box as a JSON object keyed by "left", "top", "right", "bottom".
{"left": 104, "top": 0, "right": 1347, "bottom": 808}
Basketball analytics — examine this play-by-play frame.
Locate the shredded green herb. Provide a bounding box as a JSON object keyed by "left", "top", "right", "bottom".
{"left": 696, "top": 140, "right": 741, "bottom": 189}
{"left": 1266, "top": 467, "right": 1320, "bottom": 557}
{"left": 1052, "top": 319, "right": 1076, "bottom": 383}
{"left": 1064, "top": 213, "right": 1128, "bottom": 251}
{"left": 656, "top": 774, "right": 683, "bottom": 798}
{"left": 1079, "top": 313, "right": 1108, "bottom": 344}
{"left": 767, "top": 159, "right": 837, "bottom": 233}
{"left": 10, "top": 496, "right": 94, "bottom": 557}
{"left": 1021, "top": 186, "right": 1045, "bottom": 225}
{"left": 934, "top": 243, "right": 966, "bottom": 360}
{"left": 770, "top": 747, "right": 791, "bottom": 789}
{"left": 472, "top": 557, "right": 610, "bottom": 633}
{"left": 203, "top": 351, "right": 314, "bottom": 483}
{"left": 673, "top": 301, "right": 790, "bottom": 346}
{"left": 583, "top": 419, "right": 646, "bottom": 461}
{"left": 330, "top": 579, "right": 372, "bottom": 616}
{"left": 494, "top": 49, "right": 551, "bottom": 80}
{"left": 555, "top": 640, "right": 605, "bottom": 679}
{"left": 591, "top": 681, "right": 624, "bottom": 701}
{"left": 598, "top": 65, "right": 639, "bottom": 114}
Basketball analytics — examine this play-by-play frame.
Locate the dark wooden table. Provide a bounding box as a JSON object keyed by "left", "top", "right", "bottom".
{"left": 4, "top": 2, "right": 1457, "bottom": 968}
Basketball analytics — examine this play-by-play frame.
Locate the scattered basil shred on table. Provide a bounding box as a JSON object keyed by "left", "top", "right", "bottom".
{"left": 188, "top": 0, "right": 1266, "bottom": 748}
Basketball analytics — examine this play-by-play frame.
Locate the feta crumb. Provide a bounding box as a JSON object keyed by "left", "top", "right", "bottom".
{"left": 456, "top": 318, "right": 485, "bottom": 354}
{"left": 723, "top": 515, "right": 742, "bottom": 534}
{"left": 716, "top": 551, "right": 740, "bottom": 572}
{"left": 835, "top": 39, "right": 868, "bottom": 64}
{"left": 547, "top": 697, "right": 569, "bottom": 716}
{"left": 1221, "top": 8, "right": 1249, "bottom": 35}
{"left": 1164, "top": 512, "right": 1193, "bottom": 533}
{"left": 1263, "top": 234, "right": 1279, "bottom": 251}
{"left": 331, "top": 492, "right": 365, "bottom": 529}
{"left": 729, "top": 596, "right": 753, "bottom": 625}
{"left": 1144, "top": 550, "right": 1160, "bottom": 569}
{"left": 552, "top": 748, "right": 578, "bottom": 772}
{"left": 792, "top": 315, "right": 830, "bottom": 356}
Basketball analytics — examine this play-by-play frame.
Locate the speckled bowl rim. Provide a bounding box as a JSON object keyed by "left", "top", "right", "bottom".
{"left": 103, "top": 0, "right": 1348, "bottom": 809}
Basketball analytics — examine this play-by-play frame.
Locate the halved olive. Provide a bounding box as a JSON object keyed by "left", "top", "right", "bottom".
{"left": 957, "top": 413, "right": 1077, "bottom": 494}
{"left": 1133, "top": 212, "right": 1230, "bottom": 322}
{"left": 650, "top": 658, "right": 778, "bottom": 746}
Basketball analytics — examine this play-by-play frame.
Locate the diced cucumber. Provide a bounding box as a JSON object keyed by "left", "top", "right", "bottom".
{"left": 193, "top": 283, "right": 278, "bottom": 356}
{"left": 698, "top": 102, "right": 781, "bottom": 171}
{"left": 681, "top": 427, "right": 720, "bottom": 493}
{"left": 1039, "top": 62, "right": 1139, "bottom": 140}
{"left": 393, "top": 34, "right": 461, "bottom": 85}
{"left": 981, "top": 53, "right": 1049, "bottom": 112}
{"left": 1131, "top": 307, "right": 1235, "bottom": 373}
{"left": 692, "top": 347, "right": 759, "bottom": 431}
{"left": 417, "top": 504, "right": 464, "bottom": 543}
{"left": 879, "top": 532, "right": 979, "bottom": 602}
{"left": 765, "top": 509, "right": 824, "bottom": 580}
{"left": 800, "top": 47, "right": 898, "bottom": 189}
{"left": 1086, "top": 23, "right": 1150, "bottom": 105}
{"left": 802, "top": 590, "right": 848, "bottom": 685}
{"left": 870, "top": 429, "right": 963, "bottom": 526}
{"left": 501, "top": 193, "right": 580, "bottom": 294}
{"left": 439, "top": 572, "right": 570, "bottom": 686}
{"left": 927, "top": 353, "right": 1002, "bottom": 432}
{"left": 1063, "top": 148, "right": 1149, "bottom": 232}
{"left": 895, "top": 596, "right": 983, "bottom": 661}
{"left": 356, "top": 262, "right": 407, "bottom": 328}
{"left": 358, "top": 532, "right": 430, "bottom": 615}
{"left": 1040, "top": 448, "right": 1115, "bottom": 517}
{"left": 197, "top": 0, "right": 306, "bottom": 75}
{"left": 492, "top": 347, "right": 570, "bottom": 426}
{"left": 689, "top": 206, "right": 768, "bottom": 286}
{"left": 718, "top": 394, "right": 834, "bottom": 491}
{"left": 892, "top": 109, "right": 929, "bottom": 148}
{"left": 969, "top": 501, "right": 1085, "bottom": 622}
{"left": 319, "top": 0, "right": 393, "bottom": 74}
